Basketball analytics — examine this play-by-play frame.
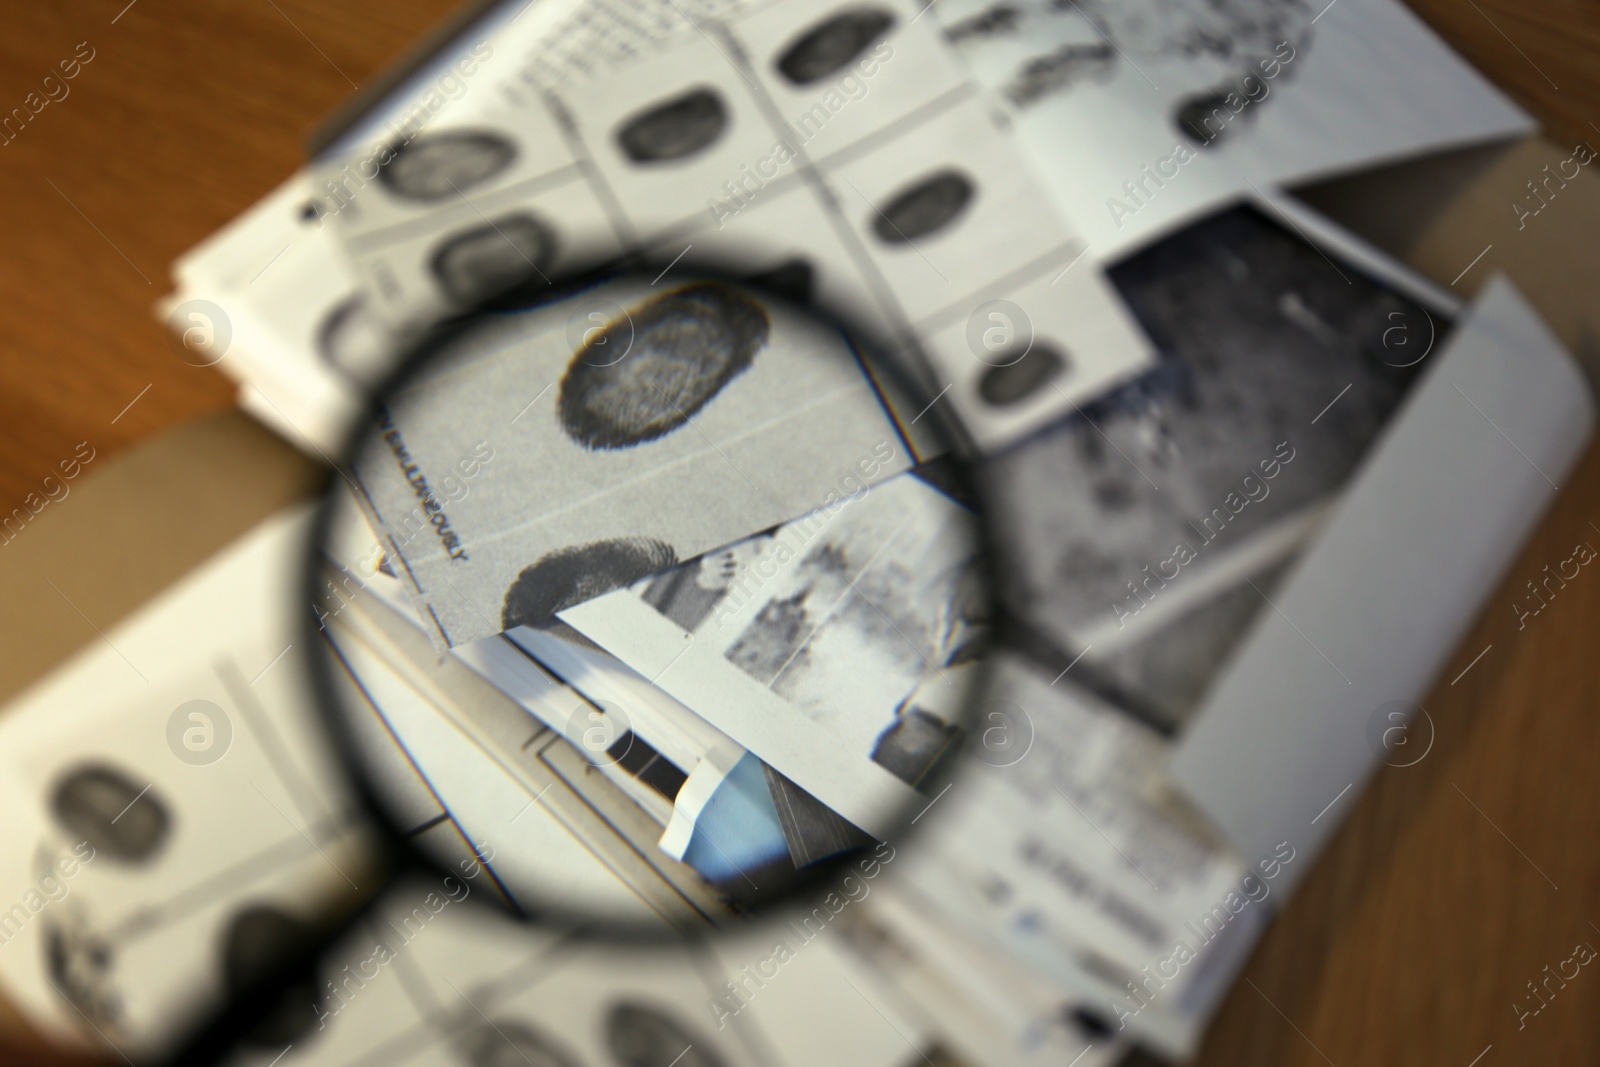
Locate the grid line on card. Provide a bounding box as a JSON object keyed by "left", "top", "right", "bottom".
{"left": 705, "top": 4, "right": 1075, "bottom": 439}
{"left": 384, "top": 916, "right": 452, "bottom": 1029}
{"left": 806, "top": 81, "right": 976, "bottom": 174}
{"left": 447, "top": 930, "right": 575, "bottom": 1009}
{"left": 540, "top": 89, "right": 645, "bottom": 250}
{"left": 913, "top": 238, "right": 1090, "bottom": 334}
{"left": 346, "top": 163, "right": 589, "bottom": 254}
{"left": 710, "top": 17, "right": 915, "bottom": 338}
{"left": 216, "top": 656, "right": 332, "bottom": 828}
{"left": 321, "top": 633, "right": 523, "bottom": 913}
{"left": 103, "top": 821, "right": 352, "bottom": 943}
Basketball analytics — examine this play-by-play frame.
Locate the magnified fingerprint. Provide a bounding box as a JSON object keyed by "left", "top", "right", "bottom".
{"left": 977, "top": 344, "right": 1067, "bottom": 406}
{"left": 502, "top": 538, "right": 679, "bottom": 630}
{"left": 465, "top": 1020, "right": 582, "bottom": 1067}
{"left": 871, "top": 170, "right": 975, "bottom": 244}
{"left": 429, "top": 213, "right": 558, "bottom": 306}
{"left": 616, "top": 88, "right": 728, "bottom": 163}
{"left": 747, "top": 257, "right": 815, "bottom": 304}
{"left": 377, "top": 130, "right": 517, "bottom": 201}
{"left": 774, "top": 7, "right": 896, "bottom": 86}
{"left": 605, "top": 1002, "right": 727, "bottom": 1067}
{"left": 220, "top": 905, "right": 322, "bottom": 1047}
{"left": 50, "top": 763, "right": 170, "bottom": 864}
{"left": 559, "top": 282, "right": 770, "bottom": 449}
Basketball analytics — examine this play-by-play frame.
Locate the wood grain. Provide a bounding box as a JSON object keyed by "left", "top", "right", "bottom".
{"left": 0, "top": 1, "right": 1597, "bottom": 1065}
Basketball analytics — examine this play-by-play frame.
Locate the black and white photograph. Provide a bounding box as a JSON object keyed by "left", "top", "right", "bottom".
{"left": 561, "top": 469, "right": 985, "bottom": 837}
{"left": 984, "top": 201, "right": 1448, "bottom": 730}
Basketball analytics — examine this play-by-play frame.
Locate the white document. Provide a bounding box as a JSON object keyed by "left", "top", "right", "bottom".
{"left": 313, "top": 0, "right": 1155, "bottom": 452}
{"left": 164, "top": 174, "right": 391, "bottom": 455}
{"left": 0, "top": 508, "right": 379, "bottom": 1060}
{"left": 350, "top": 273, "right": 913, "bottom": 649}
{"left": 939, "top": 0, "right": 1533, "bottom": 258}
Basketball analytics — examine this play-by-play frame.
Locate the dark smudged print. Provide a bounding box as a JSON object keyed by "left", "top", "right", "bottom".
{"left": 1175, "top": 90, "right": 1240, "bottom": 146}
{"left": 872, "top": 170, "right": 975, "bottom": 244}
{"left": 220, "top": 905, "right": 323, "bottom": 1047}
{"left": 429, "top": 213, "right": 558, "bottom": 306}
{"left": 615, "top": 88, "right": 729, "bottom": 163}
{"left": 774, "top": 7, "right": 896, "bottom": 86}
{"left": 605, "top": 1001, "right": 727, "bottom": 1067}
{"left": 746, "top": 257, "right": 815, "bottom": 304}
{"left": 978, "top": 344, "right": 1068, "bottom": 406}
{"left": 559, "top": 282, "right": 770, "bottom": 450}
{"left": 51, "top": 763, "right": 170, "bottom": 864}
{"left": 464, "top": 1020, "right": 582, "bottom": 1067}
{"left": 377, "top": 130, "right": 517, "bottom": 201}
{"left": 502, "top": 538, "right": 678, "bottom": 630}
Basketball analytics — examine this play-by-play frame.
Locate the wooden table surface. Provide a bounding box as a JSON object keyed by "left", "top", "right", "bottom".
{"left": 2, "top": 1, "right": 1598, "bottom": 1065}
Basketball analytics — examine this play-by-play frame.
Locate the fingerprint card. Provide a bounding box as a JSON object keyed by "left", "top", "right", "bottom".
{"left": 327, "top": 85, "right": 578, "bottom": 239}
{"left": 84, "top": 837, "right": 366, "bottom": 1060}
{"left": 0, "top": 508, "right": 380, "bottom": 1057}
{"left": 351, "top": 274, "right": 909, "bottom": 649}
{"left": 936, "top": 0, "right": 1530, "bottom": 257}
{"left": 426, "top": 939, "right": 774, "bottom": 1067}
{"left": 918, "top": 260, "right": 1152, "bottom": 451}
{"left": 644, "top": 181, "right": 895, "bottom": 343}
{"left": 348, "top": 170, "right": 628, "bottom": 328}
{"left": 726, "top": 0, "right": 971, "bottom": 164}
{"left": 165, "top": 173, "right": 390, "bottom": 454}
{"left": 312, "top": 0, "right": 1158, "bottom": 455}
{"left": 821, "top": 98, "right": 1052, "bottom": 311}
{"left": 556, "top": 32, "right": 777, "bottom": 243}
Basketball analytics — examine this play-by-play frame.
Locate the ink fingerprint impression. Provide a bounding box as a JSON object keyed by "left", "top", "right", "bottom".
{"left": 311, "top": 269, "right": 996, "bottom": 935}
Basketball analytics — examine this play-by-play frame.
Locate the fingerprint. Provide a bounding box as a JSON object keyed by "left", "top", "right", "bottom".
{"left": 316, "top": 295, "right": 391, "bottom": 383}
{"left": 45, "top": 921, "right": 115, "bottom": 1027}
{"left": 605, "top": 1002, "right": 727, "bottom": 1067}
{"left": 558, "top": 282, "right": 770, "bottom": 449}
{"left": 220, "top": 905, "right": 322, "bottom": 1047}
{"left": 50, "top": 764, "right": 170, "bottom": 864}
{"left": 1174, "top": 91, "right": 1238, "bottom": 145}
{"left": 502, "top": 538, "right": 679, "bottom": 630}
{"left": 746, "top": 258, "right": 815, "bottom": 304}
{"left": 377, "top": 130, "right": 517, "bottom": 201}
{"left": 616, "top": 88, "right": 728, "bottom": 164}
{"left": 774, "top": 8, "right": 896, "bottom": 86}
{"left": 1070, "top": 1006, "right": 1115, "bottom": 1040}
{"left": 465, "top": 1020, "right": 582, "bottom": 1067}
{"left": 872, "top": 171, "right": 975, "bottom": 244}
{"left": 977, "top": 344, "right": 1067, "bottom": 406}
{"left": 429, "top": 213, "right": 557, "bottom": 307}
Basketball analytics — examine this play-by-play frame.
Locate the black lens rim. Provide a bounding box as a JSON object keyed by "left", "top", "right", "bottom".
{"left": 297, "top": 255, "right": 1001, "bottom": 939}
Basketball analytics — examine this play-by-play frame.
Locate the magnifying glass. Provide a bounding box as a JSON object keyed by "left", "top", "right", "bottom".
{"left": 301, "top": 263, "right": 996, "bottom": 937}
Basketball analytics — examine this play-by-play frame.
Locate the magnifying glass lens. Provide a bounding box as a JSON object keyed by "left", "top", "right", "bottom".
{"left": 307, "top": 270, "right": 992, "bottom": 934}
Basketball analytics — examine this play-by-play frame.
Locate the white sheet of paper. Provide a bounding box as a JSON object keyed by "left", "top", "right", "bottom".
{"left": 0, "top": 508, "right": 377, "bottom": 1058}
{"left": 939, "top": 0, "right": 1532, "bottom": 259}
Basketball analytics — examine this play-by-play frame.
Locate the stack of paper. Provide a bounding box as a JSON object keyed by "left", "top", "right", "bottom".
{"left": 4, "top": 0, "right": 1591, "bottom": 1065}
